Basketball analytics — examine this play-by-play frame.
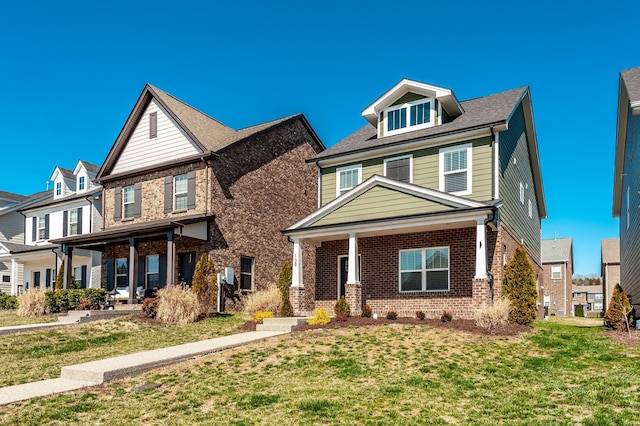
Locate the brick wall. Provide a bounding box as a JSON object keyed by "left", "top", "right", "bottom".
{"left": 542, "top": 262, "right": 571, "bottom": 316}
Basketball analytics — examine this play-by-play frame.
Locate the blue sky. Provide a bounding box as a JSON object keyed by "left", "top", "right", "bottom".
{"left": 0, "top": 1, "right": 636, "bottom": 276}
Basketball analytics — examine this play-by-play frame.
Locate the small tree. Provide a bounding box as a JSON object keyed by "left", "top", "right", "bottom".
{"left": 191, "top": 253, "right": 216, "bottom": 319}
{"left": 604, "top": 284, "right": 633, "bottom": 333}
{"left": 277, "top": 262, "right": 294, "bottom": 317}
{"left": 502, "top": 246, "right": 538, "bottom": 325}
{"left": 575, "top": 303, "right": 584, "bottom": 318}
{"left": 54, "top": 263, "right": 64, "bottom": 290}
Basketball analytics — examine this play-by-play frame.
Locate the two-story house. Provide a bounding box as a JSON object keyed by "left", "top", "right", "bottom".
{"left": 0, "top": 161, "right": 102, "bottom": 294}
{"left": 284, "top": 79, "right": 546, "bottom": 318}
{"left": 541, "top": 237, "right": 573, "bottom": 316}
{"left": 613, "top": 66, "right": 640, "bottom": 313}
{"left": 54, "top": 84, "right": 324, "bottom": 304}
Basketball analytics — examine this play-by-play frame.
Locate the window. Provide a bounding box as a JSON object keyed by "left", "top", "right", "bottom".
{"left": 240, "top": 256, "right": 254, "bottom": 291}
{"left": 439, "top": 144, "right": 471, "bottom": 195}
{"left": 56, "top": 182, "right": 62, "bottom": 196}
{"left": 174, "top": 175, "right": 188, "bottom": 210}
{"left": 79, "top": 176, "right": 85, "bottom": 191}
{"left": 146, "top": 255, "right": 160, "bottom": 288}
{"left": 384, "top": 155, "right": 412, "bottom": 183}
{"left": 551, "top": 265, "right": 561, "bottom": 280}
{"left": 384, "top": 99, "right": 434, "bottom": 136}
{"left": 73, "top": 266, "right": 82, "bottom": 288}
{"left": 410, "top": 101, "right": 431, "bottom": 126}
{"left": 336, "top": 164, "right": 362, "bottom": 196}
{"left": 33, "top": 271, "right": 41, "bottom": 288}
{"left": 150, "top": 112, "right": 157, "bottom": 138}
{"left": 387, "top": 107, "right": 406, "bottom": 132}
{"left": 69, "top": 209, "right": 79, "bottom": 235}
{"left": 116, "top": 258, "right": 128, "bottom": 288}
{"left": 399, "top": 247, "right": 449, "bottom": 292}
{"left": 519, "top": 182, "right": 525, "bottom": 204}
{"left": 123, "top": 185, "right": 135, "bottom": 218}
{"left": 1, "top": 275, "right": 10, "bottom": 283}
{"left": 528, "top": 200, "right": 533, "bottom": 218}
{"left": 37, "top": 216, "right": 46, "bottom": 240}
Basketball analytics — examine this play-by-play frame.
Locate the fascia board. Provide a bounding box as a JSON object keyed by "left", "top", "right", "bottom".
{"left": 613, "top": 76, "right": 630, "bottom": 217}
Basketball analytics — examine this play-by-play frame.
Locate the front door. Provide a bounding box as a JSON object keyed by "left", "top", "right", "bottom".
{"left": 178, "top": 252, "right": 196, "bottom": 286}
{"left": 339, "top": 256, "right": 348, "bottom": 299}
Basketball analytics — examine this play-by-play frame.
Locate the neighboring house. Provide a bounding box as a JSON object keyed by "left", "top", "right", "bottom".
{"left": 284, "top": 79, "right": 546, "bottom": 318}
{"left": 572, "top": 285, "right": 604, "bottom": 316}
{"left": 601, "top": 238, "right": 620, "bottom": 312}
{"left": 53, "top": 84, "right": 324, "bottom": 304}
{"left": 613, "top": 66, "right": 640, "bottom": 312}
{"left": 541, "top": 237, "right": 573, "bottom": 316}
{"left": 0, "top": 190, "right": 50, "bottom": 293}
{"left": 0, "top": 161, "right": 102, "bottom": 294}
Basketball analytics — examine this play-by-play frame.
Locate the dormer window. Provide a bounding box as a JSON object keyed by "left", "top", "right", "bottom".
{"left": 79, "top": 176, "right": 85, "bottom": 191}
{"left": 55, "top": 182, "right": 62, "bottom": 197}
{"left": 383, "top": 99, "right": 435, "bottom": 137}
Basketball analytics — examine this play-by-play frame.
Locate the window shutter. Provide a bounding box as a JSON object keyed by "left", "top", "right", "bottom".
{"left": 114, "top": 187, "right": 122, "bottom": 221}
{"left": 106, "top": 259, "right": 115, "bottom": 291}
{"left": 81, "top": 265, "right": 87, "bottom": 289}
{"left": 187, "top": 171, "right": 196, "bottom": 210}
{"left": 149, "top": 112, "right": 157, "bottom": 138}
{"left": 44, "top": 214, "right": 50, "bottom": 240}
{"left": 77, "top": 207, "right": 83, "bottom": 234}
{"left": 32, "top": 217, "right": 36, "bottom": 242}
{"left": 137, "top": 256, "right": 146, "bottom": 288}
{"left": 134, "top": 183, "right": 142, "bottom": 218}
{"left": 158, "top": 253, "right": 167, "bottom": 288}
{"left": 62, "top": 211, "right": 68, "bottom": 237}
{"left": 164, "top": 176, "right": 173, "bottom": 213}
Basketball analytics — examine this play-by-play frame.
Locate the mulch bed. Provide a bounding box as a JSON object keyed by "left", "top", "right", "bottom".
{"left": 602, "top": 328, "right": 640, "bottom": 347}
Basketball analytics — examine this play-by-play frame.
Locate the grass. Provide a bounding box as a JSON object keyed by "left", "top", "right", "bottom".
{"left": 0, "top": 319, "right": 639, "bottom": 424}
{"left": 0, "top": 310, "right": 57, "bottom": 327}
{"left": 545, "top": 315, "right": 604, "bottom": 327}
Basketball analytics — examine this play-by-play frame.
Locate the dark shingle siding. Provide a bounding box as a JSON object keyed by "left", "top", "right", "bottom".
{"left": 621, "top": 111, "right": 640, "bottom": 306}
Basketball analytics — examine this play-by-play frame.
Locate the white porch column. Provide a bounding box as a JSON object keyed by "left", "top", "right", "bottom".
{"left": 10, "top": 258, "right": 19, "bottom": 295}
{"left": 475, "top": 220, "right": 487, "bottom": 279}
{"left": 347, "top": 233, "right": 359, "bottom": 284}
{"left": 291, "top": 238, "right": 303, "bottom": 287}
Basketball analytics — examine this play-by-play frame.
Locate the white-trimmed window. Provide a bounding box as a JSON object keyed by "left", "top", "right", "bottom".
{"left": 1, "top": 275, "right": 10, "bottom": 284}
{"left": 174, "top": 175, "right": 188, "bottom": 210}
{"left": 528, "top": 199, "right": 533, "bottom": 218}
{"left": 439, "top": 144, "right": 471, "bottom": 195}
{"left": 336, "top": 164, "right": 362, "bottom": 196}
{"left": 116, "top": 258, "right": 128, "bottom": 288}
{"left": 68, "top": 209, "right": 79, "bottom": 235}
{"left": 551, "top": 265, "right": 561, "bottom": 280}
{"left": 146, "top": 255, "right": 160, "bottom": 288}
{"left": 73, "top": 266, "right": 82, "bottom": 288}
{"left": 123, "top": 185, "right": 135, "bottom": 219}
{"left": 519, "top": 182, "right": 525, "bottom": 204}
{"left": 384, "top": 99, "right": 435, "bottom": 136}
{"left": 399, "top": 247, "right": 449, "bottom": 292}
{"left": 78, "top": 176, "right": 85, "bottom": 191}
{"left": 240, "top": 256, "right": 254, "bottom": 291}
{"left": 55, "top": 182, "right": 62, "bottom": 197}
{"left": 384, "top": 155, "right": 412, "bottom": 183}
{"left": 37, "top": 216, "right": 46, "bottom": 240}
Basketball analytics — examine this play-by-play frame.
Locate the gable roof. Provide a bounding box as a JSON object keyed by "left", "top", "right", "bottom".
{"left": 613, "top": 66, "right": 640, "bottom": 216}
{"left": 75, "top": 160, "right": 100, "bottom": 175}
{"left": 0, "top": 190, "right": 50, "bottom": 217}
{"left": 601, "top": 238, "right": 620, "bottom": 264}
{"left": 19, "top": 187, "right": 101, "bottom": 212}
{"left": 541, "top": 238, "right": 573, "bottom": 263}
{"left": 51, "top": 166, "right": 75, "bottom": 181}
{"left": 0, "top": 191, "right": 27, "bottom": 203}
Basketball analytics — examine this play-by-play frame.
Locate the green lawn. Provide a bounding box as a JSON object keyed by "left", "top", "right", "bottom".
{"left": 0, "top": 310, "right": 58, "bottom": 327}
{"left": 0, "top": 319, "right": 639, "bottom": 425}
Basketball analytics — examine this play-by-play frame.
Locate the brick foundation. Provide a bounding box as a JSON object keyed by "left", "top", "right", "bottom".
{"left": 289, "top": 286, "right": 307, "bottom": 316}
{"left": 345, "top": 282, "right": 362, "bottom": 316}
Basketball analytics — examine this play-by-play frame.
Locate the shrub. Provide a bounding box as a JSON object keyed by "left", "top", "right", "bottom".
{"left": 307, "top": 307, "right": 330, "bottom": 325}
{"left": 253, "top": 310, "right": 275, "bottom": 324}
{"left": 474, "top": 298, "right": 511, "bottom": 331}
{"left": 17, "top": 288, "right": 47, "bottom": 316}
{"left": 191, "top": 253, "right": 217, "bottom": 319}
{"left": 334, "top": 296, "right": 351, "bottom": 321}
{"left": 386, "top": 311, "right": 397, "bottom": 320}
{"left": 604, "top": 284, "right": 633, "bottom": 330}
{"left": 142, "top": 297, "right": 158, "bottom": 318}
{"left": 441, "top": 311, "right": 452, "bottom": 322}
{"left": 77, "top": 299, "right": 92, "bottom": 310}
{"left": 44, "top": 289, "right": 106, "bottom": 313}
{"left": 0, "top": 293, "right": 17, "bottom": 310}
{"left": 277, "top": 262, "right": 294, "bottom": 317}
{"left": 243, "top": 284, "right": 280, "bottom": 317}
{"left": 361, "top": 303, "right": 372, "bottom": 318}
{"left": 502, "top": 246, "right": 538, "bottom": 325}
{"left": 54, "top": 263, "right": 64, "bottom": 290}
{"left": 575, "top": 303, "right": 584, "bottom": 317}
{"left": 416, "top": 311, "right": 425, "bottom": 320}
{"left": 156, "top": 285, "right": 199, "bottom": 324}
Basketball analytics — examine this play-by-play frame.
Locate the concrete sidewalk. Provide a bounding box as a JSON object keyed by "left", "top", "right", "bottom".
{"left": 0, "top": 330, "right": 286, "bottom": 405}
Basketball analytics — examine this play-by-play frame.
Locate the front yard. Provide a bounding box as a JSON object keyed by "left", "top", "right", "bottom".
{"left": 0, "top": 310, "right": 57, "bottom": 327}
{"left": 0, "top": 315, "right": 638, "bottom": 425}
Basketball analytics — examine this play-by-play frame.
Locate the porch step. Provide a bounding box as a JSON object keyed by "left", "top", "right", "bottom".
{"left": 256, "top": 317, "right": 308, "bottom": 332}
{"left": 57, "top": 309, "right": 133, "bottom": 324}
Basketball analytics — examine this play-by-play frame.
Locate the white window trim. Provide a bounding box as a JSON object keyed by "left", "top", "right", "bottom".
{"left": 55, "top": 181, "right": 62, "bottom": 197}
{"left": 551, "top": 265, "right": 561, "bottom": 280}
{"left": 146, "top": 255, "right": 160, "bottom": 288}
{"left": 528, "top": 199, "right": 533, "bottom": 218}
{"left": 519, "top": 182, "right": 525, "bottom": 204}
{"left": 37, "top": 216, "right": 46, "bottom": 241}
{"left": 123, "top": 185, "right": 135, "bottom": 219}
{"left": 336, "top": 164, "right": 362, "bottom": 197}
{"left": 439, "top": 143, "right": 472, "bottom": 196}
{"left": 383, "top": 98, "right": 436, "bottom": 137}
{"left": 78, "top": 175, "right": 86, "bottom": 192}
{"left": 383, "top": 154, "right": 413, "bottom": 183}
{"left": 174, "top": 174, "right": 188, "bottom": 211}
{"left": 398, "top": 246, "right": 450, "bottom": 293}
{"left": 68, "top": 209, "right": 79, "bottom": 235}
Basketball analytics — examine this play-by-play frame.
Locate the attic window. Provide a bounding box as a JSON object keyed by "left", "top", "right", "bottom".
{"left": 55, "top": 182, "right": 62, "bottom": 197}
{"left": 383, "top": 99, "right": 434, "bottom": 136}
{"left": 150, "top": 112, "right": 157, "bottom": 139}
{"left": 79, "top": 176, "right": 85, "bottom": 191}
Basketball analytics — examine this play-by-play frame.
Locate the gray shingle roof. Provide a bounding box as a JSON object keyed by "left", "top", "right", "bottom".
{"left": 0, "top": 191, "right": 27, "bottom": 202}
{"left": 20, "top": 187, "right": 101, "bottom": 211}
{"left": 601, "top": 238, "right": 620, "bottom": 264}
{"left": 541, "top": 238, "right": 573, "bottom": 263}
{"left": 57, "top": 167, "right": 75, "bottom": 180}
{"left": 621, "top": 66, "right": 640, "bottom": 104}
{"left": 313, "top": 86, "right": 528, "bottom": 161}
{"left": 79, "top": 160, "right": 100, "bottom": 174}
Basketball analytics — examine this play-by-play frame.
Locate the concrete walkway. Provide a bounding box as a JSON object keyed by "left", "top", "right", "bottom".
{"left": 0, "top": 330, "right": 286, "bottom": 405}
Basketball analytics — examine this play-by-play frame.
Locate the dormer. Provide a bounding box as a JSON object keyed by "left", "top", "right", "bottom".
{"left": 50, "top": 167, "right": 75, "bottom": 199}
{"left": 362, "top": 79, "right": 464, "bottom": 138}
{"left": 73, "top": 160, "right": 99, "bottom": 194}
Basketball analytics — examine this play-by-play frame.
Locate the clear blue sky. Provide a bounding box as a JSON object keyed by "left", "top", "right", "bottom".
{"left": 0, "top": 1, "right": 636, "bottom": 276}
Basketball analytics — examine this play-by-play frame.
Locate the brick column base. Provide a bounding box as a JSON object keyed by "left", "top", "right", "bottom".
{"left": 345, "top": 283, "right": 362, "bottom": 316}
{"left": 290, "top": 286, "right": 306, "bottom": 316}
{"left": 472, "top": 278, "right": 491, "bottom": 309}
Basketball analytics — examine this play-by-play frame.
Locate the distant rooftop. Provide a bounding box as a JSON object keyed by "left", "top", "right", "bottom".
{"left": 541, "top": 238, "right": 572, "bottom": 263}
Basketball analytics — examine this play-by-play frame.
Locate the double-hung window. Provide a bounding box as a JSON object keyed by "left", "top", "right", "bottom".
{"left": 123, "top": 185, "right": 135, "bottom": 219}
{"left": 336, "top": 164, "right": 362, "bottom": 196}
{"left": 146, "top": 255, "right": 160, "bottom": 288}
{"left": 116, "top": 258, "right": 128, "bottom": 288}
{"left": 240, "top": 256, "right": 254, "bottom": 291}
{"left": 55, "top": 182, "right": 62, "bottom": 197}
{"left": 79, "top": 176, "right": 85, "bottom": 191}
{"left": 174, "top": 175, "right": 188, "bottom": 210}
{"left": 68, "top": 209, "right": 79, "bottom": 235}
{"left": 439, "top": 144, "right": 471, "bottom": 195}
{"left": 399, "top": 247, "right": 449, "bottom": 292}
{"left": 37, "top": 216, "right": 47, "bottom": 240}
{"left": 551, "top": 265, "right": 561, "bottom": 280}
{"left": 384, "top": 155, "right": 412, "bottom": 183}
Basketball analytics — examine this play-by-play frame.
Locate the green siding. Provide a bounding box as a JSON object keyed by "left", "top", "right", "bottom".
{"left": 391, "top": 92, "right": 425, "bottom": 106}
{"left": 312, "top": 186, "right": 454, "bottom": 227}
{"left": 498, "top": 103, "right": 542, "bottom": 264}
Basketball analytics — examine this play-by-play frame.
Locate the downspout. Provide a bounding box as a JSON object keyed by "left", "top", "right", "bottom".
{"left": 484, "top": 205, "right": 499, "bottom": 301}
{"left": 490, "top": 126, "right": 496, "bottom": 200}
{"left": 84, "top": 195, "right": 94, "bottom": 233}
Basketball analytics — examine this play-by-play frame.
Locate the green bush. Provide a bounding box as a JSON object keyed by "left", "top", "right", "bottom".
{"left": 191, "top": 253, "right": 216, "bottom": 319}
{"left": 502, "top": 246, "right": 538, "bottom": 325}
{"left": 54, "top": 263, "right": 64, "bottom": 290}
{"left": 253, "top": 310, "right": 274, "bottom": 324}
{"left": 575, "top": 304, "right": 584, "bottom": 317}
{"left": 334, "top": 296, "right": 350, "bottom": 321}
{"left": 277, "top": 262, "right": 294, "bottom": 317}
{"left": 45, "top": 289, "right": 106, "bottom": 313}
{"left": 604, "top": 284, "right": 633, "bottom": 330}
{"left": 307, "top": 307, "right": 330, "bottom": 325}
{"left": 0, "top": 293, "right": 17, "bottom": 310}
